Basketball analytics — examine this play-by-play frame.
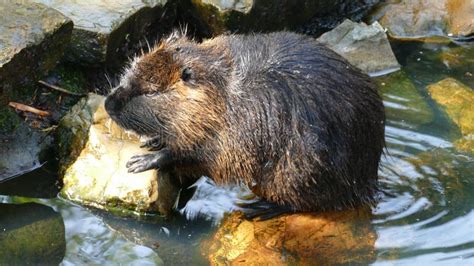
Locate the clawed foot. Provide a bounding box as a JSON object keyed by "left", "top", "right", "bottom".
{"left": 238, "top": 200, "right": 294, "bottom": 220}
{"left": 140, "top": 135, "right": 165, "bottom": 151}
{"left": 126, "top": 149, "right": 172, "bottom": 173}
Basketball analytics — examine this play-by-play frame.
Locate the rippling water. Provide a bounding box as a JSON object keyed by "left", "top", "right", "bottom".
{"left": 1, "top": 41, "right": 473, "bottom": 265}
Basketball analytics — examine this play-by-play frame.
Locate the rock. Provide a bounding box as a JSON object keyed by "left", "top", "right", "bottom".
{"left": 0, "top": 121, "right": 58, "bottom": 197}
{"left": 57, "top": 94, "right": 163, "bottom": 213}
{"left": 439, "top": 45, "right": 474, "bottom": 70}
{"left": 318, "top": 19, "right": 400, "bottom": 76}
{"left": 406, "top": 148, "right": 474, "bottom": 211}
{"left": 446, "top": 0, "right": 474, "bottom": 38}
{"left": 0, "top": 1, "right": 73, "bottom": 104}
{"left": 185, "top": 0, "right": 380, "bottom": 36}
{"left": 204, "top": 209, "right": 376, "bottom": 265}
{"left": 33, "top": 0, "right": 176, "bottom": 67}
{"left": 375, "top": 71, "right": 434, "bottom": 127}
{"left": 0, "top": 202, "right": 66, "bottom": 264}
{"left": 374, "top": 0, "right": 474, "bottom": 41}
{"left": 427, "top": 78, "right": 474, "bottom": 153}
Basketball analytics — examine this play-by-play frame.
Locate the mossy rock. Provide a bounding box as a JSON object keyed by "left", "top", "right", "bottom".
{"left": 0, "top": 1, "right": 73, "bottom": 105}
{"left": 375, "top": 70, "right": 434, "bottom": 126}
{"left": 0, "top": 202, "right": 66, "bottom": 264}
{"left": 428, "top": 78, "right": 474, "bottom": 153}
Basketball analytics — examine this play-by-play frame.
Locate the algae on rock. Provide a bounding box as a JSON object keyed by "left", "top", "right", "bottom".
{"left": 0, "top": 1, "right": 73, "bottom": 104}
{"left": 0, "top": 203, "right": 66, "bottom": 264}
{"left": 375, "top": 71, "right": 434, "bottom": 127}
{"left": 428, "top": 78, "right": 474, "bottom": 153}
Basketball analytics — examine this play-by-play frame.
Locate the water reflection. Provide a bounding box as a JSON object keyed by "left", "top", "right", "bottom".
{"left": 0, "top": 196, "right": 163, "bottom": 265}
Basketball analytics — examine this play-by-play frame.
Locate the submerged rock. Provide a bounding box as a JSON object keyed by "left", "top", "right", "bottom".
{"left": 318, "top": 19, "right": 400, "bottom": 76}
{"left": 32, "top": 0, "right": 176, "bottom": 67}
{"left": 428, "top": 78, "right": 474, "bottom": 153}
{"left": 204, "top": 209, "right": 376, "bottom": 265}
{"left": 375, "top": 71, "right": 434, "bottom": 127}
{"left": 185, "top": 0, "right": 380, "bottom": 36}
{"left": 0, "top": 202, "right": 66, "bottom": 264}
{"left": 57, "top": 94, "right": 163, "bottom": 213}
{"left": 0, "top": 1, "right": 73, "bottom": 104}
{"left": 373, "top": 0, "right": 474, "bottom": 41}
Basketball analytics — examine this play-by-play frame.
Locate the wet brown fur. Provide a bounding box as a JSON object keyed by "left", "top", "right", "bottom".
{"left": 105, "top": 31, "right": 385, "bottom": 213}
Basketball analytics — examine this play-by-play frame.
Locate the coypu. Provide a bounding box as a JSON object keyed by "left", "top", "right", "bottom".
{"left": 105, "top": 31, "right": 385, "bottom": 218}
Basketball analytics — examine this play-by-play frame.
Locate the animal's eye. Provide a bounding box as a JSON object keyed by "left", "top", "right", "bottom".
{"left": 175, "top": 47, "right": 181, "bottom": 52}
{"left": 181, "top": 67, "right": 192, "bottom": 81}
{"left": 145, "top": 91, "right": 160, "bottom": 97}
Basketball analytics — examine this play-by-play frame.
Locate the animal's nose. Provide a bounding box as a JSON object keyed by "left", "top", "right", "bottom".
{"left": 105, "top": 93, "right": 124, "bottom": 116}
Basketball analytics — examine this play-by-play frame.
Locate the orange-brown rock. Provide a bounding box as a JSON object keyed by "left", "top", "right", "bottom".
{"left": 447, "top": 0, "right": 474, "bottom": 37}
{"left": 204, "top": 209, "right": 376, "bottom": 265}
{"left": 375, "top": 0, "right": 474, "bottom": 40}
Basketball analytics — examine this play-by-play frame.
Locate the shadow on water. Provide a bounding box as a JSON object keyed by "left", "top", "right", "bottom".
{"left": 0, "top": 40, "right": 473, "bottom": 264}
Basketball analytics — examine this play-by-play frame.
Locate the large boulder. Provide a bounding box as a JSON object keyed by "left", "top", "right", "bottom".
{"left": 0, "top": 1, "right": 72, "bottom": 185}
{"left": 203, "top": 209, "right": 376, "bottom": 265}
{"left": 33, "top": 0, "right": 177, "bottom": 67}
{"left": 183, "top": 0, "right": 380, "bottom": 36}
{"left": 427, "top": 78, "right": 474, "bottom": 153}
{"left": 318, "top": 19, "right": 400, "bottom": 76}
{"left": 57, "top": 94, "right": 164, "bottom": 213}
{"left": 373, "top": 0, "right": 474, "bottom": 41}
{"left": 0, "top": 1, "right": 73, "bottom": 104}
{"left": 0, "top": 203, "right": 66, "bottom": 264}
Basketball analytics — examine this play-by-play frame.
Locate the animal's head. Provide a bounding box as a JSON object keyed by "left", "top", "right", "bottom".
{"left": 105, "top": 32, "right": 230, "bottom": 150}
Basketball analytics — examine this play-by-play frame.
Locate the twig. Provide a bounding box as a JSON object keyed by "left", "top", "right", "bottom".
{"left": 8, "top": 102, "right": 51, "bottom": 117}
{"left": 38, "top": 80, "right": 87, "bottom": 96}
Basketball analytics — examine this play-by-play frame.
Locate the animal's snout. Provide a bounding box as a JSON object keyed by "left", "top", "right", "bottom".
{"left": 105, "top": 88, "right": 125, "bottom": 116}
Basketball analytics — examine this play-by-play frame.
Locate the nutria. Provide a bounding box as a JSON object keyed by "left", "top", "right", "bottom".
{"left": 104, "top": 31, "right": 385, "bottom": 218}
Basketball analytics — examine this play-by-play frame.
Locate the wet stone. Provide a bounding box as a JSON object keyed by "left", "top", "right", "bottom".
{"left": 203, "top": 209, "right": 376, "bottom": 265}
{"left": 318, "top": 19, "right": 400, "bottom": 76}
{"left": 373, "top": 0, "right": 474, "bottom": 41}
{"left": 186, "top": 0, "right": 380, "bottom": 35}
{"left": 0, "top": 1, "right": 73, "bottom": 104}
{"left": 428, "top": 78, "right": 474, "bottom": 153}
{"left": 375, "top": 71, "right": 434, "bottom": 127}
{"left": 0, "top": 202, "right": 66, "bottom": 265}
{"left": 32, "top": 0, "right": 175, "bottom": 66}
{"left": 57, "top": 94, "right": 162, "bottom": 213}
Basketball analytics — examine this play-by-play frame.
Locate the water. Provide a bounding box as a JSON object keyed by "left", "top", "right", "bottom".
{"left": 1, "top": 40, "right": 473, "bottom": 265}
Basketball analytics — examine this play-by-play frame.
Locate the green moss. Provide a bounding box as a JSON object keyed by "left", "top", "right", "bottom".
{"left": 0, "top": 106, "right": 22, "bottom": 134}
{"left": 0, "top": 203, "right": 65, "bottom": 264}
{"left": 49, "top": 65, "right": 87, "bottom": 95}
{"left": 375, "top": 70, "right": 434, "bottom": 126}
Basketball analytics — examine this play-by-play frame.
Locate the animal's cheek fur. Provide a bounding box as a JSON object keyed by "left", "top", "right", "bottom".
{"left": 166, "top": 83, "right": 225, "bottom": 151}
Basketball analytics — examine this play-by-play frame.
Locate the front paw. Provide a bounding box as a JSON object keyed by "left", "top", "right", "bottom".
{"left": 126, "top": 154, "right": 158, "bottom": 173}
{"left": 126, "top": 149, "right": 172, "bottom": 174}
